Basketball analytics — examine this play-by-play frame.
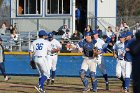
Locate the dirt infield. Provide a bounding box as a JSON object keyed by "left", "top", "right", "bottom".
{"left": 0, "top": 76, "right": 132, "bottom": 93}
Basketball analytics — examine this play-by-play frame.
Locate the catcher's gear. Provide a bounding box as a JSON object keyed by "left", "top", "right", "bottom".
{"left": 30, "top": 60, "right": 36, "bottom": 69}
{"left": 93, "top": 48, "right": 98, "bottom": 58}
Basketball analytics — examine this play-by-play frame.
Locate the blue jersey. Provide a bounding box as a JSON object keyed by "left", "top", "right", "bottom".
{"left": 78, "top": 39, "right": 97, "bottom": 57}
{"left": 124, "top": 38, "right": 135, "bottom": 62}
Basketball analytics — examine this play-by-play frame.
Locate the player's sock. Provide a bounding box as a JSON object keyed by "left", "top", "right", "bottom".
{"left": 92, "top": 79, "right": 98, "bottom": 91}
{"left": 39, "top": 75, "right": 47, "bottom": 90}
{"left": 82, "top": 77, "right": 88, "bottom": 88}
{"left": 118, "top": 76, "right": 125, "bottom": 88}
{"left": 103, "top": 74, "right": 108, "bottom": 83}
{"left": 52, "top": 71, "right": 55, "bottom": 80}
{"left": 125, "top": 78, "right": 130, "bottom": 90}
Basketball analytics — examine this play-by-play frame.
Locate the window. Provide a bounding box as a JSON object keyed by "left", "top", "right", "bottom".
{"left": 47, "top": 0, "right": 70, "bottom": 14}
{"left": 17, "top": 0, "right": 42, "bottom": 15}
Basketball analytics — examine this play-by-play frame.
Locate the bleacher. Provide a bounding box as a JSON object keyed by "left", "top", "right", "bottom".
{"left": 1, "top": 31, "right": 37, "bottom": 52}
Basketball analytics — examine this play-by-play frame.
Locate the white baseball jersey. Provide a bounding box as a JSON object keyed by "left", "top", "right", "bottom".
{"left": 113, "top": 41, "right": 125, "bottom": 59}
{"left": 29, "top": 38, "right": 50, "bottom": 57}
{"left": 113, "top": 41, "right": 126, "bottom": 78}
{"left": 95, "top": 38, "right": 107, "bottom": 75}
{"left": 47, "top": 39, "right": 62, "bottom": 55}
{"left": 47, "top": 39, "right": 62, "bottom": 71}
{"left": 95, "top": 38, "right": 105, "bottom": 50}
{"left": 29, "top": 38, "right": 50, "bottom": 77}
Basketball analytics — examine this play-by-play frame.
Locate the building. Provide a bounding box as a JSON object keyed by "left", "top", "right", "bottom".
{"left": 10, "top": 0, "right": 117, "bottom": 33}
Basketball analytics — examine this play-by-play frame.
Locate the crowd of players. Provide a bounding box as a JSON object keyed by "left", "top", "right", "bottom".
{"left": 27, "top": 22, "right": 140, "bottom": 93}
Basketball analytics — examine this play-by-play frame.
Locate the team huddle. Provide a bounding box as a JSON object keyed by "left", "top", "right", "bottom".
{"left": 29, "top": 29, "right": 134, "bottom": 93}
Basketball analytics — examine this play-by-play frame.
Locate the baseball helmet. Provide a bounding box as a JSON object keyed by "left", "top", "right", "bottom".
{"left": 84, "top": 32, "right": 92, "bottom": 36}
{"left": 48, "top": 32, "right": 54, "bottom": 38}
{"left": 92, "top": 30, "right": 98, "bottom": 35}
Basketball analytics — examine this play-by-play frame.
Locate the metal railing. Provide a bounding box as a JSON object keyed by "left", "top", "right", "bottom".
{"left": 1, "top": 31, "right": 37, "bottom": 52}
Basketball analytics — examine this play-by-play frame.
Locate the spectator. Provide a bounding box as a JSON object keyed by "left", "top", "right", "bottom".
{"left": 114, "top": 26, "right": 120, "bottom": 41}
{"left": 0, "top": 22, "right": 7, "bottom": 35}
{"left": 0, "top": 38, "right": 10, "bottom": 81}
{"left": 123, "top": 22, "right": 130, "bottom": 29}
{"left": 75, "top": 6, "right": 81, "bottom": 31}
{"left": 133, "top": 22, "right": 140, "bottom": 36}
{"left": 60, "top": 39, "right": 71, "bottom": 53}
{"left": 61, "top": 29, "right": 71, "bottom": 40}
{"left": 71, "top": 30, "right": 80, "bottom": 40}
{"left": 57, "top": 24, "right": 70, "bottom": 35}
{"left": 96, "top": 25, "right": 103, "bottom": 38}
{"left": 10, "top": 28, "right": 19, "bottom": 45}
{"left": 7, "top": 25, "right": 14, "bottom": 34}
{"left": 106, "top": 26, "right": 114, "bottom": 38}
{"left": 84, "top": 25, "right": 92, "bottom": 37}
{"left": 120, "top": 21, "right": 130, "bottom": 32}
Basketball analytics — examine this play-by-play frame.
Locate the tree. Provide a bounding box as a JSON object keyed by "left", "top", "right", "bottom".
{"left": 118, "top": 0, "right": 140, "bottom": 16}
{"left": 0, "top": 0, "right": 4, "bottom": 7}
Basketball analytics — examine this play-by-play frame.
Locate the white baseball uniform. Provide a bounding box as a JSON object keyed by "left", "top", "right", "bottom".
{"left": 47, "top": 39, "right": 62, "bottom": 71}
{"left": 113, "top": 41, "right": 126, "bottom": 78}
{"left": 95, "top": 38, "right": 107, "bottom": 75}
{"left": 29, "top": 38, "right": 50, "bottom": 78}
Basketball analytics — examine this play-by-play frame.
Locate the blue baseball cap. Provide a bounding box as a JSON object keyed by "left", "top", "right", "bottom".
{"left": 84, "top": 32, "right": 92, "bottom": 36}
{"left": 48, "top": 32, "right": 54, "bottom": 38}
{"left": 125, "top": 31, "right": 132, "bottom": 37}
{"left": 119, "top": 33, "right": 125, "bottom": 38}
{"left": 92, "top": 30, "right": 98, "bottom": 35}
{"left": 38, "top": 30, "right": 46, "bottom": 36}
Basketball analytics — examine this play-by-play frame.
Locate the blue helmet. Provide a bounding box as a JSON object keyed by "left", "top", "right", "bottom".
{"left": 119, "top": 33, "right": 125, "bottom": 38}
{"left": 84, "top": 32, "right": 92, "bottom": 36}
{"left": 48, "top": 32, "right": 54, "bottom": 38}
{"left": 125, "top": 31, "right": 132, "bottom": 37}
{"left": 92, "top": 30, "right": 98, "bottom": 35}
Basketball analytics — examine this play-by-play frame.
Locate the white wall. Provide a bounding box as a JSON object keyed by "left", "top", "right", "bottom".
{"left": 98, "top": 0, "right": 116, "bottom": 31}
{"left": 10, "top": 0, "right": 16, "bottom": 18}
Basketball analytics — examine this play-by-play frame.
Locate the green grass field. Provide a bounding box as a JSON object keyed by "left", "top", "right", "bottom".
{"left": 0, "top": 76, "right": 133, "bottom": 93}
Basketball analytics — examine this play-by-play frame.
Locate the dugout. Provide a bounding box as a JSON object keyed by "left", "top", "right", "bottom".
{"left": 10, "top": 0, "right": 117, "bottom": 33}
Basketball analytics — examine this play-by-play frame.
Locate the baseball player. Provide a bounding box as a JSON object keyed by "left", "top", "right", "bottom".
{"left": 92, "top": 30, "right": 109, "bottom": 90}
{"left": 78, "top": 32, "right": 98, "bottom": 92}
{"left": 113, "top": 33, "right": 126, "bottom": 90}
{"left": 124, "top": 31, "right": 134, "bottom": 93}
{"left": 29, "top": 30, "right": 50, "bottom": 93}
{"left": 46, "top": 32, "right": 62, "bottom": 85}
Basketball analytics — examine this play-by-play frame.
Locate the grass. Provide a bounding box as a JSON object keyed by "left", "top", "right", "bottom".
{"left": 0, "top": 76, "right": 133, "bottom": 93}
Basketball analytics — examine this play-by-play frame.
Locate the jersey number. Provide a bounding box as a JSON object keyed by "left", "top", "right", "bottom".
{"left": 36, "top": 43, "right": 44, "bottom": 50}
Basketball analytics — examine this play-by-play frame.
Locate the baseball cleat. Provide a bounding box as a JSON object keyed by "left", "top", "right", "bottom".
{"left": 51, "top": 80, "right": 54, "bottom": 85}
{"left": 46, "top": 79, "right": 50, "bottom": 85}
{"left": 90, "top": 88, "right": 97, "bottom": 93}
{"left": 4, "top": 76, "right": 11, "bottom": 81}
{"left": 82, "top": 87, "right": 90, "bottom": 92}
{"left": 124, "top": 89, "right": 129, "bottom": 93}
{"left": 34, "top": 86, "right": 46, "bottom": 93}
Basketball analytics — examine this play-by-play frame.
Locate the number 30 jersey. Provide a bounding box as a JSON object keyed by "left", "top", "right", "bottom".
{"left": 29, "top": 38, "right": 50, "bottom": 57}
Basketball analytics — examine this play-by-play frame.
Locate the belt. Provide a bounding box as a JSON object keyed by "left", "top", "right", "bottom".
{"left": 35, "top": 56, "right": 46, "bottom": 58}
{"left": 35, "top": 56, "right": 42, "bottom": 58}
{"left": 49, "top": 54, "right": 57, "bottom": 56}
{"left": 118, "top": 58, "right": 124, "bottom": 60}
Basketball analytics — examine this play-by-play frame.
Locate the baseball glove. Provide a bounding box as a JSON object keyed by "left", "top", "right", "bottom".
{"left": 93, "top": 48, "right": 98, "bottom": 58}
{"left": 30, "top": 60, "right": 36, "bottom": 69}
